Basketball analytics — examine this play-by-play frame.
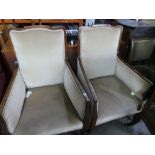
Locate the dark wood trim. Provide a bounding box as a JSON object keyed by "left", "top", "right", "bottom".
{"left": 143, "top": 88, "right": 155, "bottom": 110}
{"left": 77, "top": 57, "right": 98, "bottom": 128}
{"left": 77, "top": 58, "right": 97, "bottom": 102}
{"left": 0, "top": 19, "right": 84, "bottom": 26}
{"left": 0, "top": 69, "right": 18, "bottom": 114}
{"left": 10, "top": 25, "right": 65, "bottom": 31}
{"left": 0, "top": 115, "right": 10, "bottom": 135}
{"left": 0, "top": 32, "right": 7, "bottom": 52}
{"left": 117, "top": 25, "right": 124, "bottom": 53}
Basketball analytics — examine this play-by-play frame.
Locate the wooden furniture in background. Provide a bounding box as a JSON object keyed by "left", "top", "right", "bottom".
{"left": 67, "top": 44, "right": 78, "bottom": 74}
{"left": 0, "top": 19, "right": 83, "bottom": 26}
{"left": 0, "top": 50, "right": 6, "bottom": 101}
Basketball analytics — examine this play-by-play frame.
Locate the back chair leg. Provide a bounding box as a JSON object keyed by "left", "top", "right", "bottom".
{"left": 124, "top": 113, "right": 143, "bottom": 126}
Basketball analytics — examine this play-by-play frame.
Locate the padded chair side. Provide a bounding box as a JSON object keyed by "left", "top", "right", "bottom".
{"left": 0, "top": 68, "right": 26, "bottom": 134}
{"left": 129, "top": 39, "right": 154, "bottom": 62}
{"left": 64, "top": 61, "right": 93, "bottom": 130}
{"left": 116, "top": 56, "right": 153, "bottom": 103}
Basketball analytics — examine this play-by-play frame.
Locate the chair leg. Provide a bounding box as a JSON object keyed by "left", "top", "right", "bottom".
{"left": 124, "top": 113, "right": 143, "bottom": 126}
{"left": 80, "top": 129, "right": 92, "bottom": 135}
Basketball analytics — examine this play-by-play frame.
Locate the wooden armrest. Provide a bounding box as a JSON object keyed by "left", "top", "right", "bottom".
{"left": 77, "top": 57, "right": 98, "bottom": 127}
{"left": 77, "top": 57, "right": 97, "bottom": 103}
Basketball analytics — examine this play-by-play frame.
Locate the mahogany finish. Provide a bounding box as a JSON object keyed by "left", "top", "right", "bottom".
{"left": 0, "top": 19, "right": 83, "bottom": 26}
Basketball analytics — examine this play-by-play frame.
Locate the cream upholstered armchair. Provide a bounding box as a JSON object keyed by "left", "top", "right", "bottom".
{"left": 0, "top": 26, "right": 92, "bottom": 135}
{"left": 77, "top": 25, "right": 153, "bottom": 128}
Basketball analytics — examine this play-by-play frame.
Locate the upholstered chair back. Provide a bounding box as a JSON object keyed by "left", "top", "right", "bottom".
{"left": 10, "top": 28, "right": 65, "bottom": 88}
{"left": 79, "top": 25, "right": 122, "bottom": 79}
{"left": 129, "top": 39, "right": 154, "bottom": 62}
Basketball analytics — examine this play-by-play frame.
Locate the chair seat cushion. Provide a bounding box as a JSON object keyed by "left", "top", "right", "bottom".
{"left": 15, "top": 84, "right": 83, "bottom": 135}
{"left": 91, "top": 75, "right": 140, "bottom": 126}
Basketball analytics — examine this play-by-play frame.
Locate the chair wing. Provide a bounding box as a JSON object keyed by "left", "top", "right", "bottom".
{"left": 129, "top": 39, "right": 154, "bottom": 62}
{"left": 116, "top": 57, "right": 153, "bottom": 101}
{"left": 0, "top": 69, "right": 26, "bottom": 134}
{"left": 64, "top": 62, "right": 92, "bottom": 129}
{"left": 10, "top": 28, "right": 65, "bottom": 88}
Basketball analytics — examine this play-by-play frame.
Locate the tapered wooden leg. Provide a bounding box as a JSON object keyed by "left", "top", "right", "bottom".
{"left": 124, "top": 113, "right": 143, "bottom": 126}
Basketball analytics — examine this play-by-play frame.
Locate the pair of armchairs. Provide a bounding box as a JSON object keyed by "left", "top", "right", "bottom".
{"left": 0, "top": 25, "right": 152, "bottom": 135}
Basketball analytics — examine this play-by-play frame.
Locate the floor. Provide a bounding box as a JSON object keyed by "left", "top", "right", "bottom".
{"left": 63, "top": 117, "right": 151, "bottom": 135}
{"left": 88, "top": 117, "right": 150, "bottom": 135}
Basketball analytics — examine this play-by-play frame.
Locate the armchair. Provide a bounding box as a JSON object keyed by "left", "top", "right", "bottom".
{"left": 77, "top": 25, "right": 153, "bottom": 128}
{"left": 0, "top": 26, "right": 92, "bottom": 134}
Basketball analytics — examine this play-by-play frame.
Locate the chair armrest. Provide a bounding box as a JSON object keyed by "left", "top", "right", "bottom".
{"left": 116, "top": 56, "right": 153, "bottom": 101}
{"left": 64, "top": 61, "right": 92, "bottom": 129}
{"left": 77, "top": 57, "right": 97, "bottom": 103}
{"left": 77, "top": 57, "right": 98, "bottom": 127}
{"left": 0, "top": 68, "right": 26, "bottom": 134}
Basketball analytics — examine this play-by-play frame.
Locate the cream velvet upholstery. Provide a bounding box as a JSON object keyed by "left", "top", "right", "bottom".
{"left": 79, "top": 25, "right": 153, "bottom": 126}
{"left": 116, "top": 57, "right": 152, "bottom": 100}
{"left": 2, "top": 66, "right": 85, "bottom": 135}
{"left": 2, "top": 27, "right": 88, "bottom": 134}
{"left": 10, "top": 28, "right": 65, "bottom": 88}
{"left": 129, "top": 39, "right": 154, "bottom": 62}
{"left": 2, "top": 70, "right": 26, "bottom": 134}
{"left": 79, "top": 26, "right": 122, "bottom": 79}
{"left": 64, "top": 66, "right": 87, "bottom": 120}
{"left": 91, "top": 76, "right": 139, "bottom": 125}
{"left": 15, "top": 84, "right": 82, "bottom": 135}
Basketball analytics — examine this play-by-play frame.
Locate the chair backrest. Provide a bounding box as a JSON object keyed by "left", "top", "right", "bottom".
{"left": 129, "top": 39, "right": 155, "bottom": 62}
{"left": 79, "top": 25, "right": 122, "bottom": 79}
{"left": 10, "top": 27, "right": 66, "bottom": 88}
{"left": 142, "top": 19, "right": 155, "bottom": 25}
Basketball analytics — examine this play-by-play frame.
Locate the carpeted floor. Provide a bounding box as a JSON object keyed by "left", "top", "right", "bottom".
{"left": 88, "top": 117, "right": 150, "bottom": 135}
{"left": 62, "top": 117, "right": 150, "bottom": 135}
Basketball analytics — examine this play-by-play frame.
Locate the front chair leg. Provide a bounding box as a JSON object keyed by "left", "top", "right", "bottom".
{"left": 124, "top": 113, "right": 143, "bottom": 126}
